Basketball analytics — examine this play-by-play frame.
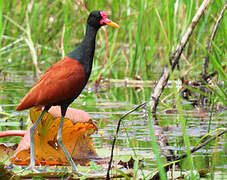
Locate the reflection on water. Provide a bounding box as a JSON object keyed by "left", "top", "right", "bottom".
{"left": 0, "top": 70, "right": 226, "bottom": 172}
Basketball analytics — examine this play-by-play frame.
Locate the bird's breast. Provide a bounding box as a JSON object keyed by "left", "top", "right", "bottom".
{"left": 16, "top": 57, "right": 88, "bottom": 110}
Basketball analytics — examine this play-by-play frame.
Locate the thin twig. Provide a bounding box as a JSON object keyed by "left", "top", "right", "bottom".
{"left": 200, "top": 1, "right": 227, "bottom": 105}
{"left": 177, "top": 129, "right": 227, "bottom": 161}
{"left": 106, "top": 102, "right": 146, "bottom": 179}
{"left": 149, "top": 0, "right": 211, "bottom": 118}
{"left": 150, "top": 129, "right": 227, "bottom": 179}
{"left": 202, "top": 0, "right": 227, "bottom": 78}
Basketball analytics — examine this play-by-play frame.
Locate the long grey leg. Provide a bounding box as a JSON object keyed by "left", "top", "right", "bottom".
{"left": 57, "top": 115, "right": 81, "bottom": 175}
{"left": 30, "top": 107, "right": 50, "bottom": 168}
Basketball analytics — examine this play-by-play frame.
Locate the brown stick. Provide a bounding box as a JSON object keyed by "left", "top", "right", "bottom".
{"left": 149, "top": 0, "right": 211, "bottom": 118}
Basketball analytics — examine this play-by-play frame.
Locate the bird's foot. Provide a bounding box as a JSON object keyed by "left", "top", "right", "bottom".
{"left": 18, "top": 164, "right": 45, "bottom": 173}
{"left": 69, "top": 167, "right": 87, "bottom": 177}
{"left": 16, "top": 164, "right": 88, "bottom": 177}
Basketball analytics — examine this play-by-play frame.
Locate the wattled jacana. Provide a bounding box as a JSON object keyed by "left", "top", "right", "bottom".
{"left": 16, "top": 11, "right": 119, "bottom": 175}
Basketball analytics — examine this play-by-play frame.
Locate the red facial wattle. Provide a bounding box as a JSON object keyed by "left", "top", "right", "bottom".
{"left": 100, "top": 11, "right": 120, "bottom": 28}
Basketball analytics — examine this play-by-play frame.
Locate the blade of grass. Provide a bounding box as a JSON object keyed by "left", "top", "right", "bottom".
{"left": 130, "top": 0, "right": 145, "bottom": 77}
{"left": 147, "top": 102, "right": 166, "bottom": 180}
{"left": 170, "top": 70, "right": 195, "bottom": 177}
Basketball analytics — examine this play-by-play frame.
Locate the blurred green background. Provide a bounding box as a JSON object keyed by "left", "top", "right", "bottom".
{"left": 0, "top": 0, "right": 226, "bottom": 179}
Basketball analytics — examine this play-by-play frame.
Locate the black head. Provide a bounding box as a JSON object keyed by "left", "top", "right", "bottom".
{"left": 87, "top": 11, "right": 119, "bottom": 29}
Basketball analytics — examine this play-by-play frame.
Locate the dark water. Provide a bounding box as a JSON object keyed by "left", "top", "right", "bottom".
{"left": 0, "top": 70, "right": 227, "bottom": 177}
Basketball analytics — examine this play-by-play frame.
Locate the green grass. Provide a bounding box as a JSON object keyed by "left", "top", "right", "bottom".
{"left": 1, "top": 0, "right": 226, "bottom": 81}
{"left": 0, "top": 0, "right": 227, "bottom": 179}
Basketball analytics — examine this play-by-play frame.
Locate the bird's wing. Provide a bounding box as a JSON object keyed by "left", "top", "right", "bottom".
{"left": 16, "top": 57, "right": 87, "bottom": 110}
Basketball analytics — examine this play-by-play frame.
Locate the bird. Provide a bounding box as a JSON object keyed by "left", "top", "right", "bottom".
{"left": 16, "top": 10, "right": 119, "bottom": 175}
